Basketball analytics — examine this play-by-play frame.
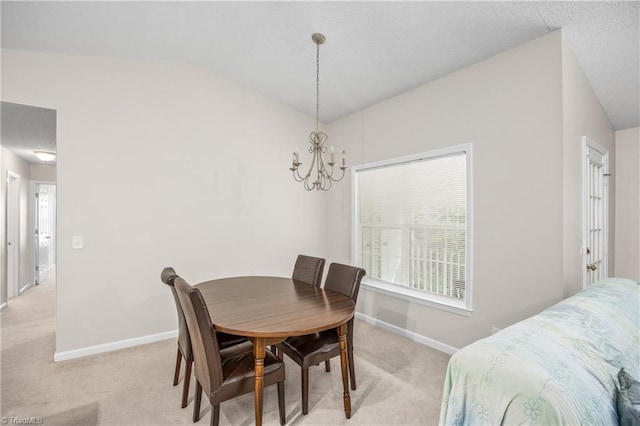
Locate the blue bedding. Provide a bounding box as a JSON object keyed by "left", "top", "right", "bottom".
{"left": 440, "top": 278, "right": 640, "bottom": 425}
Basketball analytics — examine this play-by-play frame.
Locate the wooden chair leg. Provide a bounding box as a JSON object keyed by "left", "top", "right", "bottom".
{"left": 302, "top": 367, "right": 309, "bottom": 415}
{"left": 348, "top": 347, "right": 356, "bottom": 390}
{"left": 347, "top": 320, "right": 357, "bottom": 390}
{"left": 173, "top": 349, "right": 182, "bottom": 386}
{"left": 324, "top": 359, "right": 331, "bottom": 372}
{"left": 277, "top": 381, "right": 286, "bottom": 425}
{"left": 210, "top": 404, "right": 220, "bottom": 426}
{"left": 193, "top": 380, "right": 202, "bottom": 422}
{"left": 182, "top": 359, "right": 192, "bottom": 408}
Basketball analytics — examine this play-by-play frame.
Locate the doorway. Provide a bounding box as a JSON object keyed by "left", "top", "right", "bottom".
{"left": 582, "top": 137, "right": 609, "bottom": 287}
{"left": 34, "top": 183, "right": 56, "bottom": 285}
{"left": 6, "top": 171, "right": 21, "bottom": 298}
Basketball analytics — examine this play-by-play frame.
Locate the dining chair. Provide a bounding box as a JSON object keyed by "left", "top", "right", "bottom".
{"left": 161, "top": 267, "right": 249, "bottom": 409}
{"left": 276, "top": 262, "right": 366, "bottom": 415}
{"left": 267, "top": 254, "right": 326, "bottom": 358}
{"left": 161, "top": 267, "right": 194, "bottom": 408}
{"left": 291, "top": 254, "right": 325, "bottom": 287}
{"left": 174, "top": 276, "right": 286, "bottom": 426}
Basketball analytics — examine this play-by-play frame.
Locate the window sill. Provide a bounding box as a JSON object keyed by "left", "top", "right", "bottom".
{"left": 361, "top": 277, "right": 473, "bottom": 317}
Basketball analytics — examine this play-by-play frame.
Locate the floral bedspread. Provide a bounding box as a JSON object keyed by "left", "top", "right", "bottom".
{"left": 439, "top": 278, "right": 640, "bottom": 425}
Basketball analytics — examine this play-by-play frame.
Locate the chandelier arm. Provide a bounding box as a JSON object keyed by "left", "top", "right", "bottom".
{"left": 329, "top": 166, "right": 347, "bottom": 182}
{"left": 319, "top": 176, "right": 333, "bottom": 191}
{"left": 303, "top": 173, "right": 315, "bottom": 191}
{"left": 292, "top": 169, "right": 305, "bottom": 182}
{"left": 302, "top": 142, "right": 319, "bottom": 190}
{"left": 298, "top": 168, "right": 312, "bottom": 183}
{"left": 316, "top": 144, "right": 324, "bottom": 184}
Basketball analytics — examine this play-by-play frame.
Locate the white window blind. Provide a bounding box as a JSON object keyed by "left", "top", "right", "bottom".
{"left": 353, "top": 145, "right": 472, "bottom": 312}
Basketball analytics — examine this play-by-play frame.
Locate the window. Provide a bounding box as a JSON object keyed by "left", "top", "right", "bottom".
{"left": 352, "top": 144, "right": 472, "bottom": 315}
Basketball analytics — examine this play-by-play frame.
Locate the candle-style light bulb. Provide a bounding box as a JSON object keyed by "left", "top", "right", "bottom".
{"left": 330, "top": 145, "right": 335, "bottom": 163}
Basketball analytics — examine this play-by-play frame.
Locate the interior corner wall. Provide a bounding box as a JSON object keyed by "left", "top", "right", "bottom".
{"left": 327, "top": 31, "right": 565, "bottom": 349}
{"left": 0, "top": 146, "right": 4, "bottom": 305}
{"left": 2, "top": 49, "right": 328, "bottom": 356}
{"left": 560, "top": 34, "right": 615, "bottom": 297}
{"left": 614, "top": 127, "right": 640, "bottom": 281}
{"left": 1, "top": 146, "right": 32, "bottom": 299}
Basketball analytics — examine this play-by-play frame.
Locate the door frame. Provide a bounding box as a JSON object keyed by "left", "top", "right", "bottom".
{"left": 6, "top": 170, "right": 21, "bottom": 299}
{"left": 582, "top": 136, "right": 609, "bottom": 288}
{"left": 31, "top": 181, "right": 57, "bottom": 285}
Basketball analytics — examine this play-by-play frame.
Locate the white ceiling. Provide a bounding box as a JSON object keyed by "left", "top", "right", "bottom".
{"left": 1, "top": 1, "right": 638, "bottom": 163}
{"left": 1, "top": 101, "right": 57, "bottom": 165}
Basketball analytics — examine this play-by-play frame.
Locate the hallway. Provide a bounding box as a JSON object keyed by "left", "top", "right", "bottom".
{"left": 0, "top": 273, "right": 185, "bottom": 425}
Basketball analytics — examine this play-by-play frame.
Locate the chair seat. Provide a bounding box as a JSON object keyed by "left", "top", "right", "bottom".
{"left": 278, "top": 330, "right": 339, "bottom": 368}
{"left": 217, "top": 332, "right": 249, "bottom": 350}
{"left": 215, "top": 341, "right": 285, "bottom": 403}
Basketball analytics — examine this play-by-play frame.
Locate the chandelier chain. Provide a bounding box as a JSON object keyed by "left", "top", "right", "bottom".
{"left": 315, "top": 41, "right": 320, "bottom": 135}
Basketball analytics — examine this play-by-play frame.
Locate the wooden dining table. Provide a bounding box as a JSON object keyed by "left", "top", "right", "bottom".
{"left": 194, "top": 276, "right": 356, "bottom": 425}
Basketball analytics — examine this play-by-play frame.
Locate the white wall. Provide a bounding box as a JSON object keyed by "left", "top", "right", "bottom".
{"left": 328, "top": 32, "right": 566, "bottom": 349}
{"left": 2, "top": 49, "right": 328, "bottom": 356}
{"left": 1, "top": 146, "right": 5, "bottom": 306}
{"left": 0, "top": 30, "right": 624, "bottom": 356}
{"left": 1, "top": 146, "right": 32, "bottom": 301}
{"left": 30, "top": 164, "right": 56, "bottom": 182}
{"left": 615, "top": 127, "right": 640, "bottom": 281}
{"left": 0, "top": 146, "right": 4, "bottom": 306}
{"left": 560, "top": 35, "right": 615, "bottom": 296}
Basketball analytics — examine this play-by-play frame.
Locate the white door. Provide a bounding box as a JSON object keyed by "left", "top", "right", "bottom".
{"left": 583, "top": 137, "right": 609, "bottom": 287}
{"left": 6, "top": 171, "right": 21, "bottom": 298}
{"left": 35, "top": 184, "right": 55, "bottom": 284}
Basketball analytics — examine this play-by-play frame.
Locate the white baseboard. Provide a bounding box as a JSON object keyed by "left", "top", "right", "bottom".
{"left": 19, "top": 282, "right": 33, "bottom": 295}
{"left": 356, "top": 312, "right": 459, "bottom": 355}
{"left": 54, "top": 329, "right": 178, "bottom": 362}
{"left": 53, "top": 315, "right": 457, "bottom": 362}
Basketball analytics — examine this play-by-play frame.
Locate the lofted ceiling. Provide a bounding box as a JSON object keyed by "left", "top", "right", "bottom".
{"left": 1, "top": 1, "right": 638, "bottom": 164}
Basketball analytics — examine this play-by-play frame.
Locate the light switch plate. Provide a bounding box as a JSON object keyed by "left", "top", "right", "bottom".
{"left": 72, "top": 235, "right": 83, "bottom": 249}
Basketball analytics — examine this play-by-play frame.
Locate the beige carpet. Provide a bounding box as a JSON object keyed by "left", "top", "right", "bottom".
{"left": 1, "top": 274, "right": 450, "bottom": 426}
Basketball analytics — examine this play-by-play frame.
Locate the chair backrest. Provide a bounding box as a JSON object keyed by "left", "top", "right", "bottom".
{"left": 323, "top": 263, "right": 366, "bottom": 303}
{"left": 292, "top": 254, "right": 326, "bottom": 287}
{"left": 160, "top": 267, "right": 192, "bottom": 360}
{"left": 174, "top": 277, "right": 224, "bottom": 396}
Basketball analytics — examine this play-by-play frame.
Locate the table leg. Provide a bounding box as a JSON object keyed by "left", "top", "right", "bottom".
{"left": 253, "top": 337, "right": 266, "bottom": 426}
{"left": 338, "top": 323, "right": 352, "bottom": 419}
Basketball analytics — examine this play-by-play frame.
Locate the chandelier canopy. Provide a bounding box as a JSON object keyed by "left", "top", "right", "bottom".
{"left": 290, "top": 33, "right": 346, "bottom": 191}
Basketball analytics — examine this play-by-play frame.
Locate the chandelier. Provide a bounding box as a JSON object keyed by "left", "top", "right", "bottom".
{"left": 290, "top": 33, "right": 347, "bottom": 191}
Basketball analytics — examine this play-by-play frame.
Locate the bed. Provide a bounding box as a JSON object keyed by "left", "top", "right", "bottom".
{"left": 439, "top": 277, "right": 639, "bottom": 425}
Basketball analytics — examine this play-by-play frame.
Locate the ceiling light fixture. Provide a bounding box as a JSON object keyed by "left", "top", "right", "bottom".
{"left": 290, "top": 33, "right": 346, "bottom": 191}
{"left": 34, "top": 150, "right": 56, "bottom": 162}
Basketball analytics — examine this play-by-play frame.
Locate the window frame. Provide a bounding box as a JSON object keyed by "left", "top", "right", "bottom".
{"left": 351, "top": 143, "right": 473, "bottom": 316}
